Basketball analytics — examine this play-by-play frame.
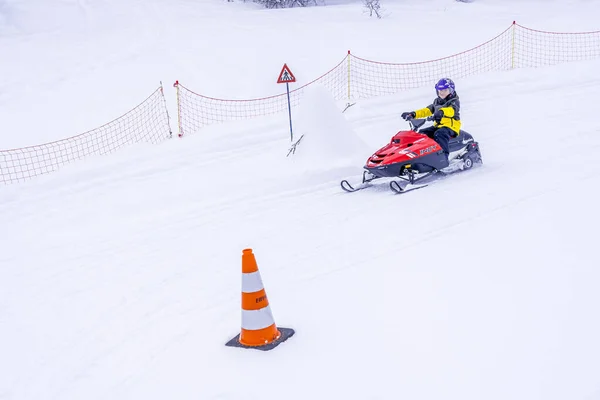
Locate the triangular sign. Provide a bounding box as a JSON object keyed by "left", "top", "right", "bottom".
{"left": 277, "top": 64, "right": 296, "bottom": 84}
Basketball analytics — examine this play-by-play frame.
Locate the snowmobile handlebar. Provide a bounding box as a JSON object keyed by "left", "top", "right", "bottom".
{"left": 407, "top": 116, "right": 436, "bottom": 132}
{"left": 408, "top": 117, "right": 428, "bottom": 131}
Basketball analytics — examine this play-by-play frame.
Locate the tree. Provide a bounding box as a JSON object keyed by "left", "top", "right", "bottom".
{"left": 363, "top": 0, "right": 381, "bottom": 18}
{"left": 253, "top": 0, "right": 317, "bottom": 8}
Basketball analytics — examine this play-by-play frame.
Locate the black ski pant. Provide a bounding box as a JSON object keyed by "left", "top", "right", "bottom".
{"left": 420, "top": 126, "right": 453, "bottom": 157}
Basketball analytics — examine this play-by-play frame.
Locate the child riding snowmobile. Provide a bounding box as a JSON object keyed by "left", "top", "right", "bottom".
{"left": 401, "top": 78, "right": 460, "bottom": 164}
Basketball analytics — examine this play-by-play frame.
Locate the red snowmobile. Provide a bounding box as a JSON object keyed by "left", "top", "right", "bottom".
{"left": 340, "top": 118, "right": 483, "bottom": 193}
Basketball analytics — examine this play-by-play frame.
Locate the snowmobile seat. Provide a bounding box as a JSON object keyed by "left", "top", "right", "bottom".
{"left": 450, "top": 131, "right": 470, "bottom": 143}
{"left": 448, "top": 131, "right": 475, "bottom": 153}
{"left": 449, "top": 129, "right": 467, "bottom": 138}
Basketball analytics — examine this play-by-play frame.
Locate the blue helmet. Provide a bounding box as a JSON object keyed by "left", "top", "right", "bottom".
{"left": 435, "top": 78, "right": 455, "bottom": 94}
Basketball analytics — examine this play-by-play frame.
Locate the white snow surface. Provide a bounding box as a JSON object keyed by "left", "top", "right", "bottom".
{"left": 2, "top": 0, "right": 600, "bottom": 399}
{"left": 292, "top": 84, "right": 369, "bottom": 166}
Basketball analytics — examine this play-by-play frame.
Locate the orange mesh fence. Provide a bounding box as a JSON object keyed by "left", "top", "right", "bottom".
{"left": 513, "top": 23, "right": 600, "bottom": 68}
{"left": 175, "top": 22, "right": 600, "bottom": 136}
{"left": 350, "top": 26, "right": 513, "bottom": 99}
{"left": 174, "top": 57, "right": 348, "bottom": 137}
{"left": 0, "top": 87, "right": 172, "bottom": 185}
{"left": 5, "top": 23, "right": 600, "bottom": 185}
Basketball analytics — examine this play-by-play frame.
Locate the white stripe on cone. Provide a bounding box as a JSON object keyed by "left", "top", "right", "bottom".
{"left": 242, "top": 306, "right": 276, "bottom": 330}
{"left": 242, "top": 271, "right": 265, "bottom": 293}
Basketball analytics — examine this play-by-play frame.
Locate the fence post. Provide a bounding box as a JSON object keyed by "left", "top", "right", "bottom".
{"left": 342, "top": 50, "right": 356, "bottom": 112}
{"left": 173, "top": 80, "right": 183, "bottom": 137}
{"left": 511, "top": 21, "right": 517, "bottom": 69}
{"left": 160, "top": 81, "right": 173, "bottom": 139}
{"left": 347, "top": 50, "right": 351, "bottom": 102}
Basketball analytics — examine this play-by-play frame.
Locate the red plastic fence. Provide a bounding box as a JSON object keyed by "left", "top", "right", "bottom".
{"left": 0, "top": 87, "right": 172, "bottom": 185}
{"left": 175, "top": 22, "right": 600, "bottom": 137}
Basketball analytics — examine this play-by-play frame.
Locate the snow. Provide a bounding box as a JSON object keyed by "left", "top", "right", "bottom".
{"left": 2, "top": 0, "right": 600, "bottom": 399}
{"left": 292, "top": 84, "right": 369, "bottom": 166}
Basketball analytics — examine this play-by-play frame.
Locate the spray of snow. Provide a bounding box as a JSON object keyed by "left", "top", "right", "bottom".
{"left": 288, "top": 84, "right": 370, "bottom": 169}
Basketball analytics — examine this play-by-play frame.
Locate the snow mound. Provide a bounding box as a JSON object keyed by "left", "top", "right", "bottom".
{"left": 289, "top": 84, "right": 369, "bottom": 167}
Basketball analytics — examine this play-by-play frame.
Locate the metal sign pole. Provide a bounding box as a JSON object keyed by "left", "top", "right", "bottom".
{"left": 286, "top": 82, "right": 293, "bottom": 142}
{"left": 277, "top": 63, "right": 299, "bottom": 155}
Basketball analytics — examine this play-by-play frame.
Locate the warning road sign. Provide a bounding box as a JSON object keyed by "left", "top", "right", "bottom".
{"left": 277, "top": 64, "right": 296, "bottom": 84}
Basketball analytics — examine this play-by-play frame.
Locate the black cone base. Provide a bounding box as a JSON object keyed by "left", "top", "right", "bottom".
{"left": 225, "top": 327, "right": 295, "bottom": 351}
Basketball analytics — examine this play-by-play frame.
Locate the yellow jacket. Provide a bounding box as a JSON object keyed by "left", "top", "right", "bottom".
{"left": 414, "top": 93, "right": 461, "bottom": 134}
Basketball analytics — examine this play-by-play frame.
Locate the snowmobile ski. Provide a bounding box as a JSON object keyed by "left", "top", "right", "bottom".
{"left": 340, "top": 179, "right": 371, "bottom": 193}
{"left": 389, "top": 180, "right": 428, "bottom": 194}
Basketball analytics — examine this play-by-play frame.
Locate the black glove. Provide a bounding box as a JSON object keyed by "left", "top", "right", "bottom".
{"left": 433, "top": 109, "right": 444, "bottom": 122}
{"left": 401, "top": 111, "right": 416, "bottom": 121}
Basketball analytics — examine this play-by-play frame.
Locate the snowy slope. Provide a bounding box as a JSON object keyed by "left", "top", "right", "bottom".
{"left": 2, "top": 0, "right": 600, "bottom": 399}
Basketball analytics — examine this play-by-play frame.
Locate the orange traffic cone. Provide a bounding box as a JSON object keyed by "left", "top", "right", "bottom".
{"left": 226, "top": 248, "right": 294, "bottom": 351}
